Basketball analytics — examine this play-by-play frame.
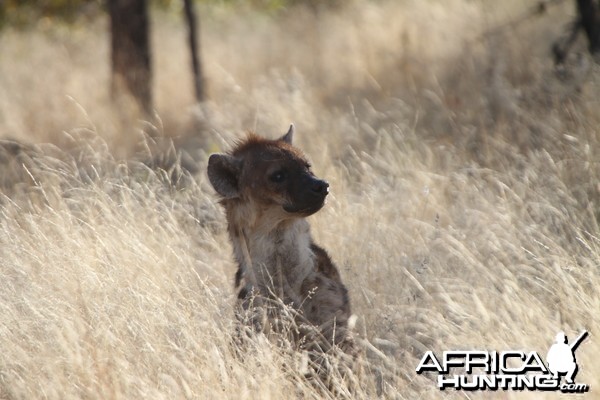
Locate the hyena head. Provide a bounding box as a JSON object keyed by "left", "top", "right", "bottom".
{"left": 207, "top": 125, "right": 329, "bottom": 221}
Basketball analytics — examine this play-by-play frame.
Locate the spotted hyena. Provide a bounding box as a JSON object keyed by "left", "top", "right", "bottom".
{"left": 207, "top": 125, "right": 354, "bottom": 354}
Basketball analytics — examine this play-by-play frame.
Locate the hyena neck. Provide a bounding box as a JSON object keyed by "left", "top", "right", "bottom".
{"left": 226, "top": 204, "right": 316, "bottom": 303}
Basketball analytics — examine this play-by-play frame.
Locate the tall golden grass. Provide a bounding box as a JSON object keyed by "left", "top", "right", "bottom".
{"left": 1, "top": 0, "right": 599, "bottom": 398}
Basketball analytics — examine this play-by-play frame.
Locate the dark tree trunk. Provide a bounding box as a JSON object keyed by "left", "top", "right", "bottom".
{"left": 107, "top": 0, "right": 152, "bottom": 115}
{"left": 183, "top": 0, "right": 205, "bottom": 102}
{"left": 577, "top": 0, "right": 600, "bottom": 54}
{"left": 553, "top": 0, "right": 600, "bottom": 64}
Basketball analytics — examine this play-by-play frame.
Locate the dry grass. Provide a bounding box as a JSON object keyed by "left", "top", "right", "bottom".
{"left": 1, "top": 0, "right": 600, "bottom": 398}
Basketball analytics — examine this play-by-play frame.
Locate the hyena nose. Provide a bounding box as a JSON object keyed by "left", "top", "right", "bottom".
{"left": 311, "top": 179, "right": 329, "bottom": 195}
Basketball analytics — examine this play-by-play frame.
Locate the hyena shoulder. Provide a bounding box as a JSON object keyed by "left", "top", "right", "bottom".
{"left": 310, "top": 242, "right": 342, "bottom": 283}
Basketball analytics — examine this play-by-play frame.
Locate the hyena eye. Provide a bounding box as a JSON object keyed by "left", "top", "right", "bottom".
{"left": 269, "top": 170, "right": 286, "bottom": 183}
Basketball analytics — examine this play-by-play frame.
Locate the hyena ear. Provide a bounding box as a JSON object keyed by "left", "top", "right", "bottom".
{"left": 207, "top": 154, "right": 242, "bottom": 199}
{"left": 279, "top": 124, "right": 294, "bottom": 144}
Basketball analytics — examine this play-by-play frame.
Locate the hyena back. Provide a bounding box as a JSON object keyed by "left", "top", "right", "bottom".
{"left": 207, "top": 125, "right": 354, "bottom": 353}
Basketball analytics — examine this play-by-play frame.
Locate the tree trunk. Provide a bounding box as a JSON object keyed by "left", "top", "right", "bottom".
{"left": 107, "top": 0, "right": 152, "bottom": 116}
{"left": 576, "top": 0, "right": 600, "bottom": 54}
{"left": 183, "top": 0, "right": 205, "bottom": 102}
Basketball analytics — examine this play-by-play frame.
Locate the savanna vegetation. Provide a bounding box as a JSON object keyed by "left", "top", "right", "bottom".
{"left": 0, "top": 0, "right": 599, "bottom": 398}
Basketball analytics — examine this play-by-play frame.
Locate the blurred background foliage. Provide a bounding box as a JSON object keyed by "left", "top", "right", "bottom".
{"left": 0, "top": 0, "right": 103, "bottom": 28}
{"left": 0, "top": 0, "right": 343, "bottom": 29}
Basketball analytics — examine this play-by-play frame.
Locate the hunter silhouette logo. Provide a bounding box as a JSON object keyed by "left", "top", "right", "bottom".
{"left": 416, "top": 330, "right": 590, "bottom": 393}
{"left": 547, "top": 331, "right": 588, "bottom": 384}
